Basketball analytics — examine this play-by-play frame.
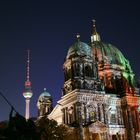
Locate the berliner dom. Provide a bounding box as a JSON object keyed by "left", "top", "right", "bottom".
{"left": 48, "top": 21, "right": 140, "bottom": 140}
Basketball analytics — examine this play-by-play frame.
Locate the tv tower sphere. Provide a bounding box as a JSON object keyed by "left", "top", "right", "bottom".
{"left": 23, "top": 81, "right": 33, "bottom": 98}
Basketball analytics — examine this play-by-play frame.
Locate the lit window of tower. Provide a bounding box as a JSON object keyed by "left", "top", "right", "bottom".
{"left": 23, "top": 50, "right": 33, "bottom": 120}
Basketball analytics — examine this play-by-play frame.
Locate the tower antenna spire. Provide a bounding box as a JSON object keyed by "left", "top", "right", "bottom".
{"left": 27, "top": 50, "right": 30, "bottom": 82}
{"left": 92, "top": 19, "right": 97, "bottom": 35}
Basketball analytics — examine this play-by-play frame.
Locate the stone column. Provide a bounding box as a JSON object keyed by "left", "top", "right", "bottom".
{"left": 76, "top": 102, "right": 83, "bottom": 140}
{"left": 73, "top": 103, "right": 77, "bottom": 123}
{"left": 72, "top": 104, "right": 75, "bottom": 123}
{"left": 135, "top": 108, "right": 140, "bottom": 133}
{"left": 67, "top": 111, "right": 70, "bottom": 124}
{"left": 66, "top": 107, "right": 69, "bottom": 124}
{"left": 125, "top": 106, "right": 135, "bottom": 140}
{"left": 100, "top": 104, "right": 104, "bottom": 122}
{"left": 122, "top": 107, "right": 129, "bottom": 140}
{"left": 95, "top": 104, "right": 99, "bottom": 120}
{"left": 64, "top": 108, "right": 67, "bottom": 124}
{"left": 98, "top": 103, "right": 101, "bottom": 121}
{"left": 120, "top": 108, "right": 124, "bottom": 125}
{"left": 116, "top": 106, "right": 121, "bottom": 125}
{"left": 62, "top": 108, "right": 65, "bottom": 124}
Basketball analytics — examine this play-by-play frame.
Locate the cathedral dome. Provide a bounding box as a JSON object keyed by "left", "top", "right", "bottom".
{"left": 91, "top": 41, "right": 134, "bottom": 94}
{"left": 92, "top": 41, "right": 132, "bottom": 71}
{"left": 66, "top": 38, "right": 92, "bottom": 59}
{"left": 39, "top": 88, "right": 51, "bottom": 99}
{"left": 90, "top": 20, "right": 132, "bottom": 72}
{"left": 89, "top": 20, "right": 134, "bottom": 94}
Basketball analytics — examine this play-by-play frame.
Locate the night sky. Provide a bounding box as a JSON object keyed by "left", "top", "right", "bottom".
{"left": 0, "top": 0, "right": 140, "bottom": 121}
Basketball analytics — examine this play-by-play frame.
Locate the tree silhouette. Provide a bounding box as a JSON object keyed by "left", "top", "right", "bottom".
{"left": 36, "top": 116, "right": 70, "bottom": 140}
{"left": 0, "top": 107, "right": 70, "bottom": 140}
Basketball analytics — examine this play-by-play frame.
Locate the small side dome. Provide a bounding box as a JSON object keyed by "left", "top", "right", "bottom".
{"left": 39, "top": 88, "right": 51, "bottom": 99}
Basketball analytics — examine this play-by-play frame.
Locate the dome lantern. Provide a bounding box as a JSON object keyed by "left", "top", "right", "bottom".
{"left": 91, "top": 19, "right": 101, "bottom": 42}
{"left": 39, "top": 88, "right": 51, "bottom": 99}
{"left": 76, "top": 33, "right": 80, "bottom": 42}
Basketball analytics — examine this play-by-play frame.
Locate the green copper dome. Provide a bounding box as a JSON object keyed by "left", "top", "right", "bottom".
{"left": 92, "top": 41, "right": 134, "bottom": 87}
{"left": 92, "top": 41, "right": 132, "bottom": 71}
{"left": 39, "top": 88, "right": 51, "bottom": 99}
{"left": 67, "top": 41, "right": 92, "bottom": 59}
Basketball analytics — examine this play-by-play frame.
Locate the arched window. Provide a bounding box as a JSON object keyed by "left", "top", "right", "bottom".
{"left": 86, "top": 105, "right": 95, "bottom": 123}
{"left": 84, "top": 65, "right": 92, "bottom": 77}
{"left": 74, "top": 63, "right": 83, "bottom": 77}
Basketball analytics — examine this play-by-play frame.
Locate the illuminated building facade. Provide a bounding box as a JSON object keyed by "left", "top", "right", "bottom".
{"left": 48, "top": 21, "right": 140, "bottom": 140}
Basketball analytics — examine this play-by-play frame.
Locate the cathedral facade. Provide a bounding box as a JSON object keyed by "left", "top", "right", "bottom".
{"left": 48, "top": 21, "right": 140, "bottom": 140}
